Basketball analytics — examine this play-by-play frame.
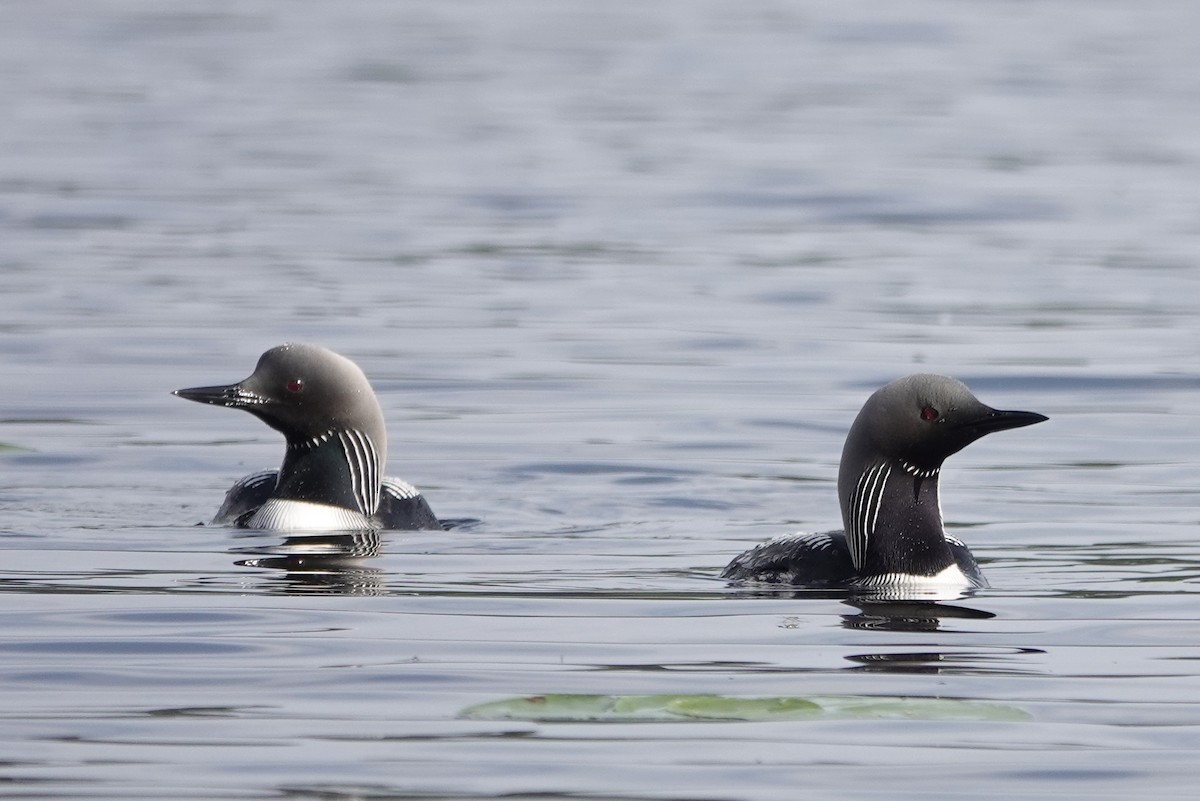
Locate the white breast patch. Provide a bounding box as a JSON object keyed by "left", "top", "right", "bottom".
{"left": 248, "top": 498, "right": 374, "bottom": 531}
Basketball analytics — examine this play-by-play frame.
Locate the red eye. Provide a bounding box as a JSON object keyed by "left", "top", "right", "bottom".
{"left": 286, "top": 378, "right": 305, "bottom": 394}
{"left": 921, "top": 405, "right": 939, "bottom": 421}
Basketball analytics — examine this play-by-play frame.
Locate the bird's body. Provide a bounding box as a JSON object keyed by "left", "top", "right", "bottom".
{"left": 210, "top": 469, "right": 440, "bottom": 531}
{"left": 721, "top": 530, "right": 984, "bottom": 591}
{"left": 175, "top": 343, "right": 441, "bottom": 532}
{"left": 722, "top": 374, "right": 1046, "bottom": 594}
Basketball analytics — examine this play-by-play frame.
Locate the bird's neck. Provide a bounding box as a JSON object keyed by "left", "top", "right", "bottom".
{"left": 275, "top": 428, "right": 383, "bottom": 515}
{"left": 843, "top": 460, "right": 956, "bottom": 578}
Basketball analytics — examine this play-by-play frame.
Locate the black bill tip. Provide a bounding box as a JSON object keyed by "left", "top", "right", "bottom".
{"left": 970, "top": 408, "right": 1048, "bottom": 435}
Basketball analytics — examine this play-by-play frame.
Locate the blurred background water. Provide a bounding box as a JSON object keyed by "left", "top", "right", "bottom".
{"left": 3, "top": 1, "right": 1200, "bottom": 799}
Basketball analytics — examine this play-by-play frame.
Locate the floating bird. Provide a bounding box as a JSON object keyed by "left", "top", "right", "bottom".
{"left": 722, "top": 374, "right": 1046, "bottom": 594}
{"left": 175, "top": 343, "right": 441, "bottom": 531}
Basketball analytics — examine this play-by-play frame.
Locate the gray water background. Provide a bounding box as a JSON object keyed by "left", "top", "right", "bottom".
{"left": 3, "top": 1, "right": 1200, "bottom": 798}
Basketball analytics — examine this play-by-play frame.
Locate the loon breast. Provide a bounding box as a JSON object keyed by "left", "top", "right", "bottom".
{"left": 850, "top": 562, "right": 976, "bottom": 600}
{"left": 248, "top": 498, "right": 375, "bottom": 532}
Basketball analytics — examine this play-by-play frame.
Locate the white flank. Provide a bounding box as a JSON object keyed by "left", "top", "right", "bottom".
{"left": 248, "top": 498, "right": 374, "bottom": 531}
{"left": 853, "top": 563, "right": 976, "bottom": 601}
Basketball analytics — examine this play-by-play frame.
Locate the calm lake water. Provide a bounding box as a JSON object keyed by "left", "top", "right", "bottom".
{"left": 4, "top": 1, "right": 1200, "bottom": 799}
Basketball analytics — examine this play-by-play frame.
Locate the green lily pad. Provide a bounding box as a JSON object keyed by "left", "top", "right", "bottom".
{"left": 461, "top": 693, "right": 1029, "bottom": 723}
{"left": 663, "top": 695, "right": 821, "bottom": 720}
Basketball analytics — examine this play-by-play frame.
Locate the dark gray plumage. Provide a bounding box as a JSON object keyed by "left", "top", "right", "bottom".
{"left": 722, "top": 374, "right": 1046, "bottom": 592}
{"left": 175, "top": 343, "right": 441, "bottom": 531}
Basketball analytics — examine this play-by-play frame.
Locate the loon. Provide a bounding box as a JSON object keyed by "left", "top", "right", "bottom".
{"left": 722, "top": 374, "right": 1046, "bottom": 594}
{"left": 175, "top": 343, "right": 442, "bottom": 531}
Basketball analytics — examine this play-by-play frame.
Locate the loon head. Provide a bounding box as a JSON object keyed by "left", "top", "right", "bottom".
{"left": 175, "top": 343, "right": 388, "bottom": 515}
{"left": 840, "top": 374, "right": 1047, "bottom": 479}
{"left": 836, "top": 373, "right": 1047, "bottom": 573}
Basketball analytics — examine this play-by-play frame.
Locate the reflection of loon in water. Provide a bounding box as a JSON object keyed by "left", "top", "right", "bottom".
{"left": 231, "top": 518, "right": 478, "bottom": 595}
{"left": 175, "top": 342, "right": 442, "bottom": 532}
{"left": 843, "top": 604, "right": 1044, "bottom": 674}
{"left": 723, "top": 374, "right": 1046, "bottom": 596}
{"left": 841, "top": 600, "right": 1044, "bottom": 672}
{"left": 843, "top": 645, "right": 1046, "bottom": 674}
{"left": 233, "top": 531, "right": 387, "bottom": 595}
{"left": 841, "top": 598, "right": 995, "bottom": 633}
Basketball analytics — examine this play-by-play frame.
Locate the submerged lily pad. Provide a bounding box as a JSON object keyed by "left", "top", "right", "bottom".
{"left": 461, "top": 694, "right": 1030, "bottom": 723}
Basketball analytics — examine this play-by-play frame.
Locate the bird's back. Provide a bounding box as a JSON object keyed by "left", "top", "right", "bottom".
{"left": 720, "top": 530, "right": 856, "bottom": 587}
